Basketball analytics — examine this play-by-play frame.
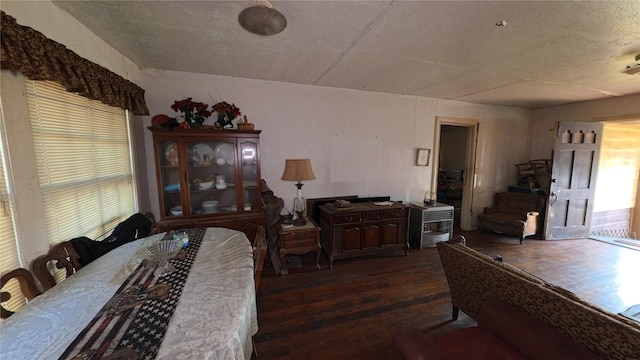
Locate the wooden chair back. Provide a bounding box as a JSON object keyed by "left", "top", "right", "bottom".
{"left": 1, "top": 268, "right": 42, "bottom": 319}
{"left": 31, "top": 241, "right": 83, "bottom": 291}
{"left": 252, "top": 225, "right": 267, "bottom": 292}
{"left": 144, "top": 212, "right": 160, "bottom": 234}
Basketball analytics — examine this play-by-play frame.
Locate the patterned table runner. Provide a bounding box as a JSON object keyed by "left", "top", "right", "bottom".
{"left": 59, "top": 228, "right": 206, "bottom": 360}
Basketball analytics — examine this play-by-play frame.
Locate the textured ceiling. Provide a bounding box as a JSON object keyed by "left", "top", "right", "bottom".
{"left": 52, "top": 0, "right": 640, "bottom": 109}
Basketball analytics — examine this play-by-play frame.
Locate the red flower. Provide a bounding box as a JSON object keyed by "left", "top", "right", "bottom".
{"left": 171, "top": 98, "right": 212, "bottom": 125}
{"left": 212, "top": 101, "right": 241, "bottom": 118}
{"left": 211, "top": 101, "right": 242, "bottom": 128}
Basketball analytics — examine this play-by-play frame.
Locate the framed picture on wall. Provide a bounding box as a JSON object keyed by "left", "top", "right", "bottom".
{"left": 416, "top": 148, "right": 430, "bottom": 166}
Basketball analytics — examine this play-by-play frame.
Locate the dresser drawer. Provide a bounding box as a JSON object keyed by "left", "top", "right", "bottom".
{"left": 363, "top": 211, "right": 381, "bottom": 221}
{"left": 334, "top": 213, "right": 362, "bottom": 224}
{"left": 382, "top": 208, "right": 408, "bottom": 219}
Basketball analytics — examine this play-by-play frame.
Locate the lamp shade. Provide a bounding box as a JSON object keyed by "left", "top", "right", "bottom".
{"left": 281, "top": 159, "right": 315, "bottom": 182}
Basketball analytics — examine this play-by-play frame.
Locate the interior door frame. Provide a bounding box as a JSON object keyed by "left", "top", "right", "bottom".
{"left": 432, "top": 116, "right": 479, "bottom": 231}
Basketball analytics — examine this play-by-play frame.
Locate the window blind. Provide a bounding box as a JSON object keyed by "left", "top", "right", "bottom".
{"left": 0, "top": 131, "right": 25, "bottom": 316}
{"left": 26, "top": 80, "right": 138, "bottom": 245}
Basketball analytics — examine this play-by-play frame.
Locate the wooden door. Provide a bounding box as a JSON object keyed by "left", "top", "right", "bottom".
{"left": 545, "top": 122, "right": 603, "bottom": 240}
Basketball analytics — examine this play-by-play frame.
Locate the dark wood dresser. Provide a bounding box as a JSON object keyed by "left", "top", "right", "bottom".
{"left": 319, "top": 202, "right": 409, "bottom": 268}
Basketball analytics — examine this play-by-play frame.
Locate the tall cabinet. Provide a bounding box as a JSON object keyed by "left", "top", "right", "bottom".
{"left": 149, "top": 127, "right": 265, "bottom": 234}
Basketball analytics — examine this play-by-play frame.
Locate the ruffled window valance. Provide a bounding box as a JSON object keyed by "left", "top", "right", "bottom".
{"left": 0, "top": 11, "right": 149, "bottom": 115}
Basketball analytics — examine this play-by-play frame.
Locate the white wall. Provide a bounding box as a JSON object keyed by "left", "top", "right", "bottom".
{"left": 141, "top": 69, "right": 535, "bottom": 224}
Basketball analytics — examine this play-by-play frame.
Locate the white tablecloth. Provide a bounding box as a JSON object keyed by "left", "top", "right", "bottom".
{"left": 0, "top": 227, "right": 258, "bottom": 360}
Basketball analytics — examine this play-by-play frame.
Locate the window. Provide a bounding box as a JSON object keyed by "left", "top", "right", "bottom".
{"left": 26, "top": 80, "right": 138, "bottom": 245}
{"left": 0, "top": 132, "right": 25, "bottom": 315}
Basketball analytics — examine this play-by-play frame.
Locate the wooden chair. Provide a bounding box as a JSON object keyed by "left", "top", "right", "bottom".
{"left": 144, "top": 211, "right": 160, "bottom": 234}
{"left": 31, "top": 241, "right": 83, "bottom": 291}
{"left": 252, "top": 225, "right": 267, "bottom": 293}
{"left": 249, "top": 225, "right": 266, "bottom": 360}
{"left": 1, "top": 268, "right": 42, "bottom": 319}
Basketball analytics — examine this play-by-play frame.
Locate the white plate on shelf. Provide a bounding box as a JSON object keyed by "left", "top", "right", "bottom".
{"left": 214, "top": 143, "right": 234, "bottom": 164}
{"left": 164, "top": 143, "right": 178, "bottom": 164}
{"left": 192, "top": 143, "right": 214, "bottom": 162}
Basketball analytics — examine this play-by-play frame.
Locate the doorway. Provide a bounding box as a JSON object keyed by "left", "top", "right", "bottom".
{"left": 432, "top": 117, "right": 478, "bottom": 231}
{"left": 589, "top": 118, "right": 640, "bottom": 240}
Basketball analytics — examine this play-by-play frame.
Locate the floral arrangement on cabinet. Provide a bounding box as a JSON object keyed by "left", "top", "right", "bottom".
{"left": 171, "top": 98, "right": 212, "bottom": 127}
{"left": 151, "top": 97, "right": 242, "bottom": 129}
{"left": 211, "top": 101, "right": 241, "bottom": 129}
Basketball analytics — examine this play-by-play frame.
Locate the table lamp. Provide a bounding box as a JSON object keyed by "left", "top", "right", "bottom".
{"left": 281, "top": 159, "right": 315, "bottom": 225}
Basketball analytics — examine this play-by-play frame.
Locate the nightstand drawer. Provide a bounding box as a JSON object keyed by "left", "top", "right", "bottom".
{"left": 284, "top": 238, "right": 317, "bottom": 248}
{"left": 281, "top": 230, "right": 315, "bottom": 242}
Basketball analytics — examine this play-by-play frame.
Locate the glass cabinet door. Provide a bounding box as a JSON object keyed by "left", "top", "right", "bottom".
{"left": 185, "top": 138, "right": 237, "bottom": 215}
{"left": 158, "top": 140, "right": 183, "bottom": 217}
{"left": 240, "top": 140, "right": 259, "bottom": 211}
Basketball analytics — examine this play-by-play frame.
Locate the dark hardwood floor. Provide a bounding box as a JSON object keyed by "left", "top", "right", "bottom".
{"left": 254, "top": 227, "right": 640, "bottom": 359}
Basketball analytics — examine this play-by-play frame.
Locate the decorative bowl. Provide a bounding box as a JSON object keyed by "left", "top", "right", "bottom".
{"left": 197, "top": 181, "right": 214, "bottom": 190}
{"left": 202, "top": 200, "right": 219, "bottom": 213}
{"left": 138, "top": 239, "right": 183, "bottom": 276}
{"left": 170, "top": 206, "right": 183, "bottom": 216}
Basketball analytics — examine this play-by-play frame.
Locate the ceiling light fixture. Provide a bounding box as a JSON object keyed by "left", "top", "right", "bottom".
{"left": 621, "top": 54, "right": 640, "bottom": 75}
{"left": 238, "top": 0, "right": 287, "bottom": 36}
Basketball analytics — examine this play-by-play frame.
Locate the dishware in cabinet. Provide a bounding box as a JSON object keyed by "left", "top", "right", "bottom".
{"left": 149, "top": 127, "right": 264, "bottom": 231}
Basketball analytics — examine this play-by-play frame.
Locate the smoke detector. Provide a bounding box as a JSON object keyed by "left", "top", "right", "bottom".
{"left": 621, "top": 54, "right": 640, "bottom": 75}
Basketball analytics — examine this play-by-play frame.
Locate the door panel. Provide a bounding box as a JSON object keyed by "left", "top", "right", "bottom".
{"left": 362, "top": 224, "right": 380, "bottom": 248}
{"left": 545, "top": 122, "right": 602, "bottom": 240}
{"left": 382, "top": 222, "right": 399, "bottom": 246}
{"left": 342, "top": 226, "right": 361, "bottom": 252}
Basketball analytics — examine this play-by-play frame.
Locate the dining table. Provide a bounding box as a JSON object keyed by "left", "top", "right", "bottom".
{"left": 0, "top": 227, "right": 258, "bottom": 360}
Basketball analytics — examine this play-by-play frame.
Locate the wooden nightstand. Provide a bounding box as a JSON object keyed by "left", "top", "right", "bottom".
{"left": 277, "top": 218, "right": 321, "bottom": 275}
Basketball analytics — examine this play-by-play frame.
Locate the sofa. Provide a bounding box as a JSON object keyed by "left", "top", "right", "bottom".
{"left": 391, "top": 237, "right": 640, "bottom": 360}
{"left": 477, "top": 191, "right": 545, "bottom": 243}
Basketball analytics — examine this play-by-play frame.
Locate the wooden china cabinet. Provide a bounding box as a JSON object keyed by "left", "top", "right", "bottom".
{"left": 148, "top": 127, "right": 265, "bottom": 234}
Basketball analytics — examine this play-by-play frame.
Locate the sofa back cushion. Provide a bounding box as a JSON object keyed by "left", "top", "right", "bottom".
{"left": 436, "top": 240, "right": 640, "bottom": 360}
{"left": 496, "top": 192, "right": 544, "bottom": 216}
{"left": 478, "top": 299, "right": 604, "bottom": 360}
